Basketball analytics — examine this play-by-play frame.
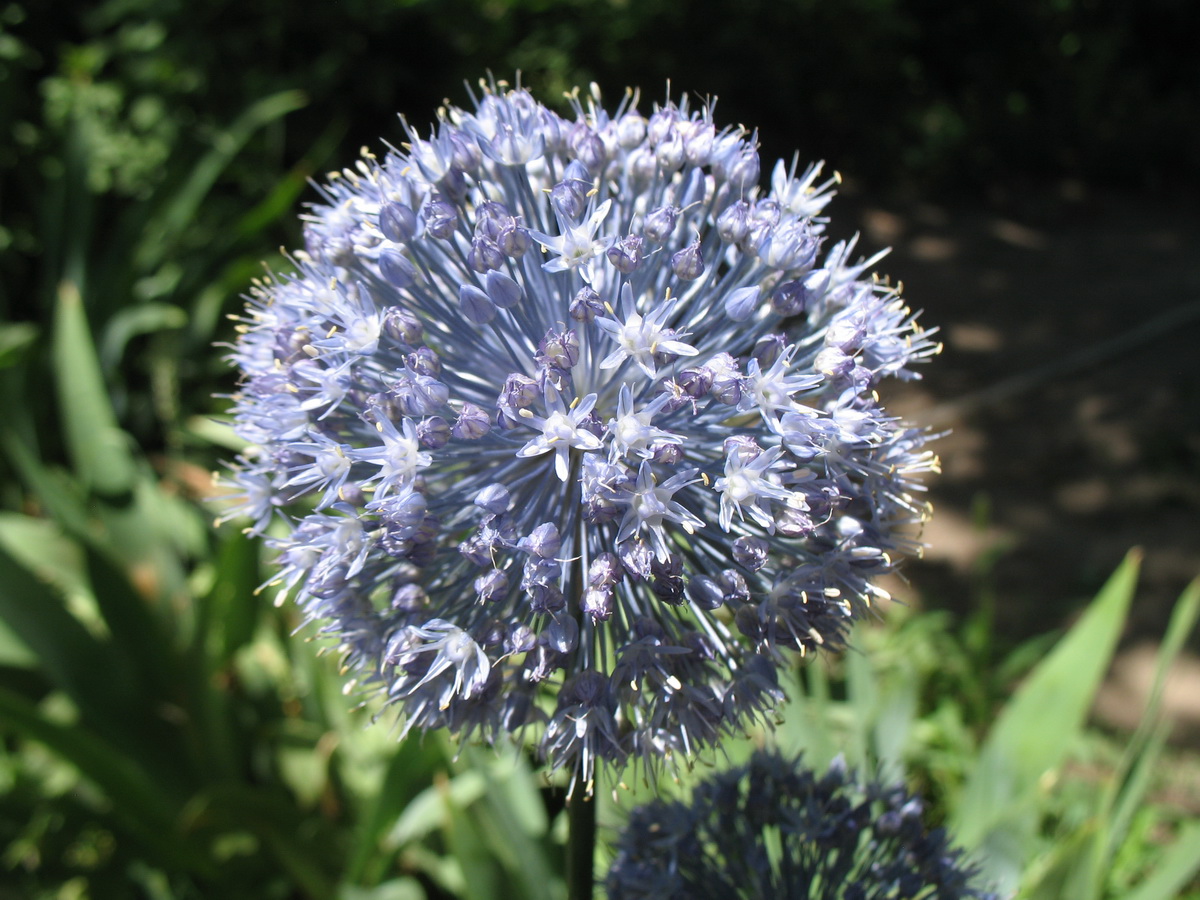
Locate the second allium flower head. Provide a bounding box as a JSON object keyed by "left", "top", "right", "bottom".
{"left": 227, "top": 79, "right": 940, "bottom": 792}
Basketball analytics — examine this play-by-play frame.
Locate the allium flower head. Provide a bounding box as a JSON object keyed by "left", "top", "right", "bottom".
{"left": 224, "top": 79, "right": 940, "bottom": 791}
{"left": 606, "top": 751, "right": 996, "bottom": 900}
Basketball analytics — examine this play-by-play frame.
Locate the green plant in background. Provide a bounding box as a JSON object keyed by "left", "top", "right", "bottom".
{"left": 744, "top": 554, "right": 1200, "bottom": 900}
{"left": 0, "top": 286, "right": 565, "bottom": 899}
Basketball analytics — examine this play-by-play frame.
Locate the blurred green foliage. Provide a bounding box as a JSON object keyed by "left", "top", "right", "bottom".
{"left": 3, "top": 0, "right": 1197, "bottom": 463}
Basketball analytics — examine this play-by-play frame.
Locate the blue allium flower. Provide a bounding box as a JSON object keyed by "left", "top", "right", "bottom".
{"left": 606, "top": 751, "right": 996, "bottom": 900}
{"left": 224, "top": 79, "right": 940, "bottom": 791}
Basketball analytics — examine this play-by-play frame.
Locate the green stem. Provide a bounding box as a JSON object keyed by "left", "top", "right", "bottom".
{"left": 566, "top": 779, "right": 597, "bottom": 900}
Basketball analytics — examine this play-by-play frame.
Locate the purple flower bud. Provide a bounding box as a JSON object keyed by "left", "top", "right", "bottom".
{"left": 584, "top": 495, "right": 622, "bottom": 524}
{"left": 583, "top": 587, "right": 613, "bottom": 622}
{"left": 474, "top": 201, "right": 511, "bottom": 240}
{"left": 771, "top": 280, "right": 807, "bottom": 316}
{"left": 505, "top": 623, "right": 537, "bottom": 655}
{"left": 708, "top": 353, "right": 743, "bottom": 405}
{"left": 551, "top": 180, "right": 587, "bottom": 219}
{"left": 569, "top": 286, "right": 604, "bottom": 322}
{"left": 655, "top": 131, "right": 685, "bottom": 172}
{"left": 382, "top": 306, "right": 423, "bottom": 344}
{"left": 440, "top": 167, "right": 467, "bottom": 202}
{"left": 474, "top": 483, "right": 511, "bottom": 514}
{"left": 619, "top": 539, "right": 653, "bottom": 580}
{"left": 682, "top": 121, "right": 715, "bottom": 167}
{"left": 627, "top": 146, "right": 656, "bottom": 185}
{"left": 378, "top": 250, "right": 417, "bottom": 288}
{"left": 678, "top": 366, "right": 714, "bottom": 398}
{"left": 379, "top": 202, "right": 418, "bottom": 243}
{"left": 392, "top": 372, "right": 449, "bottom": 416}
{"left": 723, "top": 435, "right": 761, "bottom": 460}
{"left": 752, "top": 333, "right": 786, "bottom": 369}
{"left": 497, "top": 217, "right": 532, "bottom": 257}
{"left": 519, "top": 522, "right": 561, "bottom": 558}
{"left": 375, "top": 489, "right": 427, "bottom": 529}
{"left": 459, "top": 284, "right": 496, "bottom": 324}
{"left": 391, "top": 583, "right": 428, "bottom": 613}
{"left": 485, "top": 270, "right": 522, "bottom": 308}
{"left": 775, "top": 504, "right": 814, "bottom": 537}
{"left": 569, "top": 122, "right": 606, "bottom": 172}
{"left": 449, "top": 130, "right": 483, "bottom": 172}
{"left": 588, "top": 552, "right": 623, "bottom": 587}
{"left": 423, "top": 199, "right": 457, "bottom": 239}
{"left": 671, "top": 240, "right": 705, "bottom": 280}
{"left": 643, "top": 205, "right": 679, "bottom": 243}
{"left": 758, "top": 221, "right": 820, "bottom": 271}
{"left": 606, "top": 234, "right": 645, "bottom": 273}
{"left": 825, "top": 315, "right": 867, "bottom": 353}
{"left": 687, "top": 574, "right": 726, "bottom": 610}
{"left": 651, "top": 441, "right": 682, "bottom": 465}
{"left": 500, "top": 373, "right": 539, "bottom": 409}
{"left": 468, "top": 236, "right": 504, "bottom": 273}
{"left": 651, "top": 557, "right": 685, "bottom": 604}
{"left": 544, "top": 615, "right": 578, "bottom": 653}
{"left": 536, "top": 328, "right": 579, "bottom": 371}
{"left": 724, "top": 285, "right": 760, "bottom": 321}
{"left": 727, "top": 146, "right": 760, "bottom": 188}
{"left": 416, "top": 415, "right": 451, "bottom": 448}
{"left": 475, "top": 568, "right": 509, "bottom": 602}
{"left": 458, "top": 535, "right": 491, "bottom": 567}
{"left": 616, "top": 113, "right": 646, "bottom": 148}
{"left": 452, "top": 401, "right": 492, "bottom": 440}
{"left": 406, "top": 346, "right": 441, "bottom": 376}
{"left": 815, "top": 346, "right": 855, "bottom": 379}
{"left": 717, "top": 199, "right": 751, "bottom": 244}
{"left": 538, "top": 109, "right": 570, "bottom": 156}
{"left": 718, "top": 569, "right": 750, "bottom": 604}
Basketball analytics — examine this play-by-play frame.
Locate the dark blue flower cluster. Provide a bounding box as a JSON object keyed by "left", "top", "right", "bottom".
{"left": 606, "top": 751, "right": 995, "bottom": 899}
{"left": 224, "top": 79, "right": 939, "bottom": 791}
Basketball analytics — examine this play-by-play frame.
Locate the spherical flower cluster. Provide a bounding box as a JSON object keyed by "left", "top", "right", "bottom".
{"left": 606, "top": 752, "right": 995, "bottom": 900}
{"left": 224, "top": 80, "right": 940, "bottom": 791}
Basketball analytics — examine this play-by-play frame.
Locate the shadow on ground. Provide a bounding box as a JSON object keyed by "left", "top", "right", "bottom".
{"left": 839, "top": 181, "right": 1200, "bottom": 736}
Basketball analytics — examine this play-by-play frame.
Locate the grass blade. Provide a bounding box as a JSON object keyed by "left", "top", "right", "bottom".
{"left": 951, "top": 550, "right": 1140, "bottom": 891}
{"left": 1123, "top": 820, "right": 1200, "bottom": 900}
{"left": 53, "top": 280, "right": 137, "bottom": 498}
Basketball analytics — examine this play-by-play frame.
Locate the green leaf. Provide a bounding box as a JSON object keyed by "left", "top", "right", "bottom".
{"left": 443, "top": 785, "right": 501, "bottom": 900}
{"left": 951, "top": 550, "right": 1140, "bottom": 892}
{"left": 346, "top": 737, "right": 446, "bottom": 883}
{"left": 198, "top": 527, "right": 265, "bottom": 665}
{"left": 0, "top": 428, "right": 91, "bottom": 537}
{"left": 134, "top": 90, "right": 308, "bottom": 273}
{"left": 0, "top": 321, "right": 38, "bottom": 370}
{"left": 53, "top": 279, "right": 137, "bottom": 498}
{"left": 339, "top": 879, "right": 426, "bottom": 900}
{"left": 0, "top": 543, "right": 138, "bottom": 715}
{"left": 386, "top": 769, "right": 489, "bottom": 849}
{"left": 0, "top": 685, "right": 210, "bottom": 877}
{"left": 99, "top": 302, "right": 188, "bottom": 370}
{"left": 1123, "top": 820, "right": 1200, "bottom": 900}
{"left": 464, "top": 748, "right": 559, "bottom": 900}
